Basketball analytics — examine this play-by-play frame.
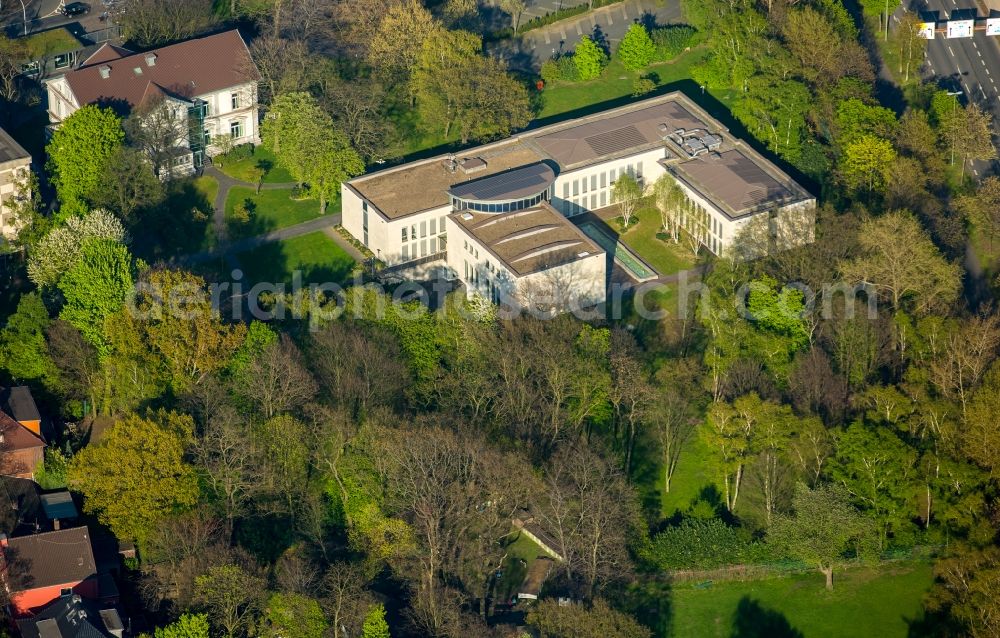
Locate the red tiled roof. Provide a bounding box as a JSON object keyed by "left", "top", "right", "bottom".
{"left": 64, "top": 30, "right": 258, "bottom": 109}
{"left": 0, "top": 410, "right": 43, "bottom": 452}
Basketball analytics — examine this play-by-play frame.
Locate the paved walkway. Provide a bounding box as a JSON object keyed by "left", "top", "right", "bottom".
{"left": 184, "top": 166, "right": 362, "bottom": 267}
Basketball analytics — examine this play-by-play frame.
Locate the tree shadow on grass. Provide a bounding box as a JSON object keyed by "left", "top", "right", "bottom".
{"left": 133, "top": 179, "right": 213, "bottom": 261}
{"left": 731, "top": 597, "right": 803, "bottom": 638}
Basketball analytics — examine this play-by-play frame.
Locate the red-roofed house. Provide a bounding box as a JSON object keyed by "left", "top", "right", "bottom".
{"left": 43, "top": 30, "right": 260, "bottom": 174}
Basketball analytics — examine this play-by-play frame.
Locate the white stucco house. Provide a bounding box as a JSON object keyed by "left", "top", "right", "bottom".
{"left": 342, "top": 92, "right": 816, "bottom": 310}
{"left": 43, "top": 30, "right": 260, "bottom": 175}
{"left": 0, "top": 128, "right": 32, "bottom": 240}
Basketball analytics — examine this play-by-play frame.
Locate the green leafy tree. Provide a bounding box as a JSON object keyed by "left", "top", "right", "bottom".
{"left": 154, "top": 614, "right": 211, "bottom": 638}
{"left": 260, "top": 593, "right": 327, "bottom": 638}
{"left": 611, "top": 174, "right": 643, "bottom": 227}
{"left": 828, "top": 423, "right": 917, "bottom": 550}
{"left": 0, "top": 293, "right": 58, "bottom": 387}
{"left": 839, "top": 134, "right": 896, "bottom": 193}
{"left": 835, "top": 98, "right": 897, "bottom": 146}
{"left": 617, "top": 23, "right": 655, "bottom": 71}
{"left": 769, "top": 483, "right": 875, "bottom": 590}
{"left": 67, "top": 411, "right": 199, "bottom": 542}
{"left": 926, "top": 545, "right": 1000, "bottom": 638}
{"left": 745, "top": 276, "right": 809, "bottom": 349}
{"left": 361, "top": 603, "right": 391, "bottom": 638}
{"left": 839, "top": 211, "right": 961, "bottom": 314}
{"left": 574, "top": 36, "right": 608, "bottom": 81}
{"left": 27, "top": 209, "right": 128, "bottom": 287}
{"left": 57, "top": 239, "right": 135, "bottom": 354}
{"left": 45, "top": 105, "right": 124, "bottom": 218}
{"left": 195, "top": 563, "right": 266, "bottom": 638}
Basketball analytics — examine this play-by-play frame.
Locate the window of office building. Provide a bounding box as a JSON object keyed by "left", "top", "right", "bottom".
{"left": 600, "top": 172, "right": 607, "bottom": 189}
{"left": 563, "top": 183, "right": 569, "bottom": 198}
{"left": 591, "top": 175, "right": 597, "bottom": 191}
{"left": 591, "top": 194, "right": 597, "bottom": 209}
{"left": 419, "top": 221, "right": 427, "bottom": 238}
{"left": 402, "top": 227, "right": 408, "bottom": 242}
{"left": 439, "top": 215, "right": 446, "bottom": 232}
{"left": 421, "top": 239, "right": 427, "bottom": 256}
{"left": 582, "top": 177, "right": 588, "bottom": 194}
{"left": 430, "top": 218, "right": 436, "bottom": 234}
{"left": 572, "top": 180, "right": 579, "bottom": 196}
{"left": 402, "top": 244, "right": 409, "bottom": 260}
{"left": 600, "top": 191, "right": 607, "bottom": 207}
{"left": 430, "top": 237, "right": 437, "bottom": 253}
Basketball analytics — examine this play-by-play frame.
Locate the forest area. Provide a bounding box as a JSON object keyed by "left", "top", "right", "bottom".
{"left": 3, "top": 0, "right": 1000, "bottom": 635}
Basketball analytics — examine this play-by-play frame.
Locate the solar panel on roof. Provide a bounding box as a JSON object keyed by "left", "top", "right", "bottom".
{"left": 584, "top": 125, "right": 647, "bottom": 157}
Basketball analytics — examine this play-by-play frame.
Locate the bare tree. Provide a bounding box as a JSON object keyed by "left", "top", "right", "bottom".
{"left": 323, "top": 562, "right": 374, "bottom": 638}
{"left": 930, "top": 314, "right": 1000, "bottom": 418}
{"left": 114, "top": 0, "right": 216, "bottom": 48}
{"left": 533, "top": 446, "right": 637, "bottom": 599}
{"left": 248, "top": 36, "right": 316, "bottom": 106}
{"left": 244, "top": 335, "right": 318, "bottom": 419}
{"left": 124, "top": 95, "right": 191, "bottom": 179}
{"left": 191, "top": 407, "right": 255, "bottom": 541}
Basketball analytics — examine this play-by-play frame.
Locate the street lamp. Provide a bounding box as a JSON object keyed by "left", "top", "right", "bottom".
{"left": 1, "top": 0, "right": 31, "bottom": 36}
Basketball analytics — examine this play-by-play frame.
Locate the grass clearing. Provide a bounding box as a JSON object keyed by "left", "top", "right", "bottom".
{"left": 225, "top": 187, "right": 330, "bottom": 239}
{"left": 670, "top": 562, "right": 933, "bottom": 638}
{"left": 538, "top": 48, "right": 731, "bottom": 120}
{"left": 617, "top": 207, "right": 696, "bottom": 277}
{"left": 235, "top": 231, "right": 357, "bottom": 286}
{"left": 496, "top": 530, "right": 550, "bottom": 603}
{"left": 215, "top": 146, "right": 294, "bottom": 184}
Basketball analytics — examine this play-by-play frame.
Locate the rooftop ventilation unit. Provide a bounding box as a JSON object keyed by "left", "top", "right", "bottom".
{"left": 459, "top": 157, "right": 487, "bottom": 174}
{"left": 133, "top": 67, "right": 143, "bottom": 75}
{"left": 577, "top": 251, "right": 590, "bottom": 258}
{"left": 145, "top": 53, "right": 157, "bottom": 67}
{"left": 98, "top": 65, "right": 111, "bottom": 79}
{"left": 461, "top": 212, "right": 474, "bottom": 220}
{"left": 442, "top": 156, "right": 457, "bottom": 173}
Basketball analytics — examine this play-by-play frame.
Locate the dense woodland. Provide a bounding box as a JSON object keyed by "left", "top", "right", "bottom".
{"left": 3, "top": 0, "right": 1000, "bottom": 636}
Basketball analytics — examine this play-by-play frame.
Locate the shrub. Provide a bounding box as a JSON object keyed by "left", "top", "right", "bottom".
{"left": 290, "top": 184, "right": 311, "bottom": 200}
{"left": 35, "top": 448, "right": 69, "bottom": 490}
{"left": 228, "top": 143, "right": 254, "bottom": 162}
{"left": 632, "top": 76, "right": 655, "bottom": 97}
{"left": 617, "top": 23, "right": 656, "bottom": 71}
{"left": 231, "top": 198, "right": 254, "bottom": 224}
{"left": 557, "top": 55, "right": 580, "bottom": 81}
{"left": 652, "top": 24, "right": 697, "bottom": 61}
{"left": 643, "top": 518, "right": 772, "bottom": 570}
{"left": 540, "top": 59, "right": 561, "bottom": 85}
{"left": 574, "top": 36, "right": 608, "bottom": 81}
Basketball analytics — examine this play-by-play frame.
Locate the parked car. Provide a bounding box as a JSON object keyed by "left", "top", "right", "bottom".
{"left": 62, "top": 2, "right": 91, "bottom": 16}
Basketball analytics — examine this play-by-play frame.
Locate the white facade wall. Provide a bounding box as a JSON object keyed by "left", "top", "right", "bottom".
{"left": 44, "top": 77, "right": 79, "bottom": 123}
{"left": 551, "top": 148, "right": 667, "bottom": 216}
{"left": 200, "top": 82, "right": 260, "bottom": 151}
{"left": 341, "top": 185, "right": 448, "bottom": 266}
{"left": 0, "top": 164, "right": 30, "bottom": 239}
{"left": 445, "top": 217, "right": 607, "bottom": 309}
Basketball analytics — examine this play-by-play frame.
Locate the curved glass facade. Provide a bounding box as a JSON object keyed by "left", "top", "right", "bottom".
{"left": 451, "top": 188, "right": 551, "bottom": 214}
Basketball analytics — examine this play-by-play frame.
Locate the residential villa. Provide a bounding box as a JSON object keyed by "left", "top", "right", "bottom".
{"left": 43, "top": 30, "right": 260, "bottom": 174}
{"left": 2, "top": 527, "right": 99, "bottom": 617}
{"left": 342, "top": 92, "right": 816, "bottom": 308}
{"left": 0, "top": 127, "right": 31, "bottom": 239}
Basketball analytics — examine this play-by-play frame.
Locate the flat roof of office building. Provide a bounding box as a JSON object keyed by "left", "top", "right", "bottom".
{"left": 0, "top": 128, "right": 30, "bottom": 167}
{"left": 348, "top": 92, "right": 812, "bottom": 221}
{"left": 449, "top": 202, "right": 603, "bottom": 278}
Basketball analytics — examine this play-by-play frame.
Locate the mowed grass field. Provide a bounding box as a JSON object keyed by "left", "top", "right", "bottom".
{"left": 670, "top": 563, "right": 934, "bottom": 638}
{"left": 236, "top": 231, "right": 357, "bottom": 286}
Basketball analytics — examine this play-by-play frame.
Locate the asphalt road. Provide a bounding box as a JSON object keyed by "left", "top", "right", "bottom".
{"left": 916, "top": 0, "right": 1000, "bottom": 177}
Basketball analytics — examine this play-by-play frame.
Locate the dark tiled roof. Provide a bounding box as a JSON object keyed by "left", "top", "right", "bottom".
{"left": 79, "top": 43, "right": 134, "bottom": 67}
{"left": 16, "top": 596, "right": 120, "bottom": 638}
{"left": 0, "top": 127, "right": 30, "bottom": 165}
{"left": 8, "top": 527, "right": 97, "bottom": 589}
{"left": 63, "top": 30, "right": 257, "bottom": 109}
{"left": 2, "top": 386, "right": 41, "bottom": 424}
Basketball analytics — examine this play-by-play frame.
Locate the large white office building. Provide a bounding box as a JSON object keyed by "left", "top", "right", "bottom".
{"left": 342, "top": 92, "right": 816, "bottom": 308}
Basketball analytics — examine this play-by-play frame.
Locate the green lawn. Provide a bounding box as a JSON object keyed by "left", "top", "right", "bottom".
{"left": 225, "top": 187, "right": 331, "bottom": 239}
{"left": 193, "top": 175, "right": 220, "bottom": 249}
{"left": 617, "top": 207, "right": 696, "bottom": 277}
{"left": 538, "top": 48, "right": 732, "bottom": 120}
{"left": 235, "top": 231, "right": 357, "bottom": 286}
{"left": 23, "top": 27, "right": 81, "bottom": 59}
{"left": 670, "top": 563, "right": 933, "bottom": 638}
{"left": 660, "top": 431, "right": 717, "bottom": 519}
{"left": 496, "top": 530, "right": 550, "bottom": 603}
{"left": 215, "top": 147, "right": 294, "bottom": 184}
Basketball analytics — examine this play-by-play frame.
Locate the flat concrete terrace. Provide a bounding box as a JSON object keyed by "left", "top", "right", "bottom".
{"left": 666, "top": 146, "right": 813, "bottom": 219}
{"left": 450, "top": 202, "right": 604, "bottom": 277}
{"left": 350, "top": 141, "right": 547, "bottom": 220}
